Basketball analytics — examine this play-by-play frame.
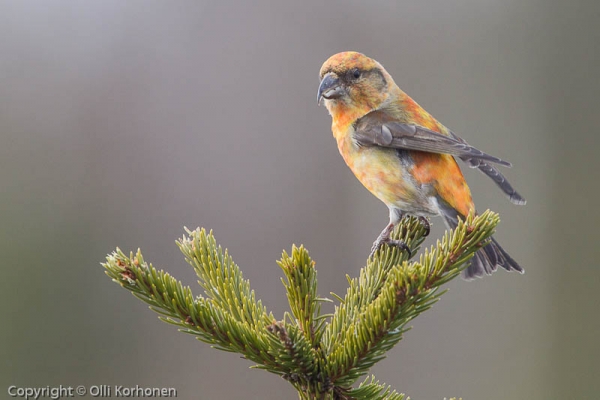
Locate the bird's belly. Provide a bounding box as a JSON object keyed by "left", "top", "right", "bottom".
{"left": 342, "top": 145, "right": 438, "bottom": 215}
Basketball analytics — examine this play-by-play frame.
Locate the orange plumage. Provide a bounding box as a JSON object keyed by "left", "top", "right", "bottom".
{"left": 318, "top": 51, "right": 525, "bottom": 279}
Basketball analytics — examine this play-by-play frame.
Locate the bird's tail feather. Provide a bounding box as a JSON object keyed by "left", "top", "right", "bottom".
{"left": 436, "top": 197, "right": 524, "bottom": 280}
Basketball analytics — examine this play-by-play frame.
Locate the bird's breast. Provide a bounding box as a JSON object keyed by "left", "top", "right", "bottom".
{"left": 334, "top": 128, "right": 425, "bottom": 211}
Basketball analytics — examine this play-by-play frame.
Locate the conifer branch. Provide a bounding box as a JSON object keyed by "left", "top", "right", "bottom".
{"left": 324, "top": 211, "right": 498, "bottom": 387}
{"left": 177, "top": 228, "right": 274, "bottom": 329}
{"left": 277, "top": 245, "right": 324, "bottom": 346}
{"left": 102, "top": 210, "right": 498, "bottom": 399}
{"left": 342, "top": 376, "right": 406, "bottom": 400}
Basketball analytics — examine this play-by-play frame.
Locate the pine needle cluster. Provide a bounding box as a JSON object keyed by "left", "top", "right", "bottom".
{"left": 102, "top": 211, "right": 500, "bottom": 399}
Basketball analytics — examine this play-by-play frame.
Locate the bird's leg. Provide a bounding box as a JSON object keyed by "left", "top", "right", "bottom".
{"left": 369, "top": 223, "right": 411, "bottom": 258}
{"left": 369, "top": 209, "right": 411, "bottom": 259}
{"left": 417, "top": 216, "right": 431, "bottom": 236}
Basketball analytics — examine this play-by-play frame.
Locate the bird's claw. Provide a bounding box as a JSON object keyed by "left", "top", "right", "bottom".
{"left": 369, "top": 238, "right": 412, "bottom": 259}
{"left": 417, "top": 216, "right": 431, "bottom": 236}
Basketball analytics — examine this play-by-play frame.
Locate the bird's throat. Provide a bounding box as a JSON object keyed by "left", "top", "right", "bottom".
{"left": 328, "top": 103, "right": 371, "bottom": 141}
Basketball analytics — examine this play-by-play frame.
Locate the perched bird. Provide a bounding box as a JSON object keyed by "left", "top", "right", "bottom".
{"left": 317, "top": 51, "right": 525, "bottom": 279}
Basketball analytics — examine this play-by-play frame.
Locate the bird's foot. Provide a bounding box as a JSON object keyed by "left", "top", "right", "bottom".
{"left": 417, "top": 216, "right": 431, "bottom": 236}
{"left": 369, "top": 237, "right": 412, "bottom": 259}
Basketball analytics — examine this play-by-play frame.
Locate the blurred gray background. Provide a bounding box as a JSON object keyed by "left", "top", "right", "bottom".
{"left": 1, "top": 1, "right": 599, "bottom": 399}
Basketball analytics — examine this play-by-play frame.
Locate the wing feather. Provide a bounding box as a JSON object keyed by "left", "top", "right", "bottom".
{"left": 353, "top": 109, "right": 526, "bottom": 204}
{"left": 353, "top": 110, "right": 511, "bottom": 167}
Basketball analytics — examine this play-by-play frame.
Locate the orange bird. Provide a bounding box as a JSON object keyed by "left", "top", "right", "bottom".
{"left": 317, "top": 51, "right": 525, "bottom": 279}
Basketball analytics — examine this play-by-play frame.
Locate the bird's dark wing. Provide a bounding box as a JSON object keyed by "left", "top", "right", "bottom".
{"left": 446, "top": 130, "right": 526, "bottom": 205}
{"left": 467, "top": 160, "right": 526, "bottom": 205}
{"left": 353, "top": 109, "right": 512, "bottom": 167}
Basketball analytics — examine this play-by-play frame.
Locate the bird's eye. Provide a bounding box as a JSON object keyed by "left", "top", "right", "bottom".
{"left": 352, "top": 69, "right": 361, "bottom": 79}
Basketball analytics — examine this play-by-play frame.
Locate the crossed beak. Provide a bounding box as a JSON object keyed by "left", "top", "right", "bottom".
{"left": 317, "top": 73, "right": 344, "bottom": 105}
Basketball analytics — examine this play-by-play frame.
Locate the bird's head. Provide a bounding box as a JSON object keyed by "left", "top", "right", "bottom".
{"left": 318, "top": 52, "right": 393, "bottom": 120}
